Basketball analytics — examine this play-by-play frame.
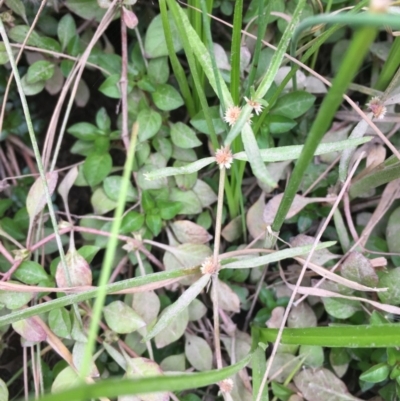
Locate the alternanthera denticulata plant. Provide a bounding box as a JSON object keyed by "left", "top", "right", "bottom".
{"left": 3, "top": 0, "right": 400, "bottom": 400}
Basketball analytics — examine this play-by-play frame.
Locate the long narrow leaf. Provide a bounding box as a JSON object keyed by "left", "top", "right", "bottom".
{"left": 160, "top": 0, "right": 196, "bottom": 116}
{"left": 272, "top": 26, "right": 377, "bottom": 232}
{"left": 242, "top": 124, "right": 276, "bottom": 187}
{"left": 144, "top": 273, "right": 210, "bottom": 341}
{"left": 225, "top": 0, "right": 306, "bottom": 145}
{"left": 257, "top": 324, "right": 400, "bottom": 348}
{"left": 145, "top": 157, "right": 215, "bottom": 180}
{"left": 235, "top": 136, "right": 371, "bottom": 163}
{"left": 0, "top": 268, "right": 198, "bottom": 327}
{"left": 223, "top": 241, "right": 336, "bottom": 269}
{"left": 35, "top": 354, "right": 252, "bottom": 401}
{"left": 172, "top": 1, "right": 232, "bottom": 106}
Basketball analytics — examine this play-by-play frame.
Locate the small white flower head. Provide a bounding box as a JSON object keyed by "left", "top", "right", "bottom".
{"left": 244, "top": 96, "right": 263, "bottom": 115}
{"left": 200, "top": 257, "right": 220, "bottom": 275}
{"left": 215, "top": 146, "right": 233, "bottom": 169}
{"left": 367, "top": 96, "right": 387, "bottom": 119}
{"left": 218, "top": 378, "right": 234, "bottom": 395}
{"left": 224, "top": 105, "right": 242, "bottom": 126}
{"left": 369, "top": 0, "right": 391, "bottom": 13}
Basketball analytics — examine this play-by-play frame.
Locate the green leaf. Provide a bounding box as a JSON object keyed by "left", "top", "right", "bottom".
{"left": 48, "top": 308, "right": 72, "bottom": 339}
{"left": 146, "top": 213, "right": 162, "bottom": 236}
{"left": 83, "top": 152, "right": 112, "bottom": 187}
{"left": 266, "top": 114, "right": 297, "bottom": 134}
{"left": 378, "top": 267, "right": 400, "bottom": 306}
{"left": 185, "top": 333, "right": 212, "bottom": 371}
{"left": 67, "top": 122, "right": 98, "bottom": 141}
{"left": 148, "top": 56, "right": 170, "bottom": 84}
{"left": 27, "top": 60, "right": 55, "bottom": 84}
{"left": 5, "top": 0, "right": 27, "bottom": 23}
{"left": 90, "top": 188, "right": 117, "bottom": 215}
{"left": 21, "top": 74, "right": 45, "bottom": 96}
{"left": 158, "top": 200, "right": 182, "bottom": 220}
{"left": 147, "top": 275, "right": 210, "bottom": 342}
{"left": 103, "top": 301, "right": 146, "bottom": 334}
{"left": 0, "top": 377, "right": 8, "bottom": 401}
{"left": 0, "top": 283, "right": 33, "bottom": 310}
{"left": 137, "top": 109, "right": 162, "bottom": 142}
{"left": 360, "top": 363, "right": 390, "bottom": 383}
{"left": 169, "top": 188, "right": 202, "bottom": 215}
{"left": 257, "top": 324, "right": 400, "bottom": 348}
{"left": 8, "top": 25, "right": 42, "bottom": 47}
{"left": 30, "top": 355, "right": 251, "bottom": 401}
{"left": 223, "top": 241, "right": 336, "bottom": 269}
{"left": 0, "top": 199, "right": 12, "bottom": 218}
{"left": 98, "top": 74, "right": 134, "bottom": 99}
{"left": 190, "top": 106, "right": 226, "bottom": 135}
{"left": 103, "top": 176, "right": 137, "bottom": 203}
{"left": 170, "top": 122, "right": 202, "bottom": 149}
{"left": 144, "top": 12, "right": 183, "bottom": 58}
{"left": 271, "top": 91, "right": 316, "bottom": 119}
{"left": 141, "top": 191, "right": 156, "bottom": 212}
{"left": 77, "top": 246, "right": 100, "bottom": 264}
{"left": 152, "top": 84, "right": 184, "bottom": 111}
{"left": 95, "top": 107, "right": 111, "bottom": 132}
{"left": 0, "top": 269, "right": 198, "bottom": 328}
{"left": 13, "top": 261, "right": 48, "bottom": 285}
{"left": 57, "top": 14, "right": 76, "bottom": 51}
{"left": 120, "top": 211, "right": 145, "bottom": 234}
{"left": 386, "top": 206, "right": 400, "bottom": 266}
{"left": 65, "top": 0, "right": 107, "bottom": 22}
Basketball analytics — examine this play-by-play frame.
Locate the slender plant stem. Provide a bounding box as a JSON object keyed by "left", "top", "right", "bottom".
{"left": 256, "top": 152, "right": 365, "bottom": 401}
{"left": 271, "top": 26, "right": 377, "bottom": 233}
{"left": 120, "top": 6, "right": 131, "bottom": 150}
{"left": 0, "top": 18, "right": 70, "bottom": 284}
{"left": 80, "top": 123, "right": 138, "bottom": 378}
{"left": 0, "top": 0, "right": 47, "bottom": 137}
{"left": 212, "top": 166, "right": 226, "bottom": 370}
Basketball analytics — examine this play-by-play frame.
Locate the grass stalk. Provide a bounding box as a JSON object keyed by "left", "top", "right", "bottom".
{"left": 80, "top": 123, "right": 138, "bottom": 378}
{"left": 245, "top": 0, "right": 270, "bottom": 96}
{"left": 271, "top": 26, "right": 377, "bottom": 233}
{"left": 230, "top": 0, "right": 243, "bottom": 105}
{"left": 160, "top": 0, "right": 196, "bottom": 117}
{"left": 166, "top": 0, "right": 219, "bottom": 150}
{"left": 0, "top": 18, "right": 70, "bottom": 285}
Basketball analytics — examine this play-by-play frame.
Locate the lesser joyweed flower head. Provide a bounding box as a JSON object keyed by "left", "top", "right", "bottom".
{"left": 367, "top": 96, "right": 387, "bottom": 120}
{"left": 215, "top": 146, "right": 233, "bottom": 170}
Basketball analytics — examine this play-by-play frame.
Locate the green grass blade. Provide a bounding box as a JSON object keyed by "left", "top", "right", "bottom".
{"left": 160, "top": 0, "right": 196, "bottom": 117}
{"left": 257, "top": 324, "right": 400, "bottom": 348}
{"left": 223, "top": 241, "right": 336, "bottom": 269}
{"left": 291, "top": 13, "right": 400, "bottom": 57}
{"left": 234, "top": 136, "right": 371, "bottom": 162}
{"left": 81, "top": 125, "right": 138, "bottom": 377}
{"left": 167, "top": 0, "right": 219, "bottom": 149}
{"left": 0, "top": 268, "right": 198, "bottom": 328}
{"left": 144, "top": 273, "right": 210, "bottom": 341}
{"left": 34, "top": 354, "right": 252, "bottom": 401}
{"left": 242, "top": 124, "right": 276, "bottom": 187}
{"left": 251, "top": 328, "right": 269, "bottom": 401}
{"left": 245, "top": 0, "right": 270, "bottom": 96}
{"left": 144, "top": 157, "right": 215, "bottom": 180}
{"left": 230, "top": 0, "right": 243, "bottom": 104}
{"left": 200, "top": 0, "right": 225, "bottom": 111}
{"left": 171, "top": 0, "right": 232, "bottom": 106}
{"left": 271, "top": 26, "right": 377, "bottom": 233}
{"left": 350, "top": 160, "right": 400, "bottom": 198}
{"left": 375, "top": 36, "right": 400, "bottom": 91}
{"left": 225, "top": 0, "right": 306, "bottom": 146}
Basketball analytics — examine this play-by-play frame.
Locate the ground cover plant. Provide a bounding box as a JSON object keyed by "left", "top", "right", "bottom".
{"left": 1, "top": 0, "right": 400, "bottom": 400}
